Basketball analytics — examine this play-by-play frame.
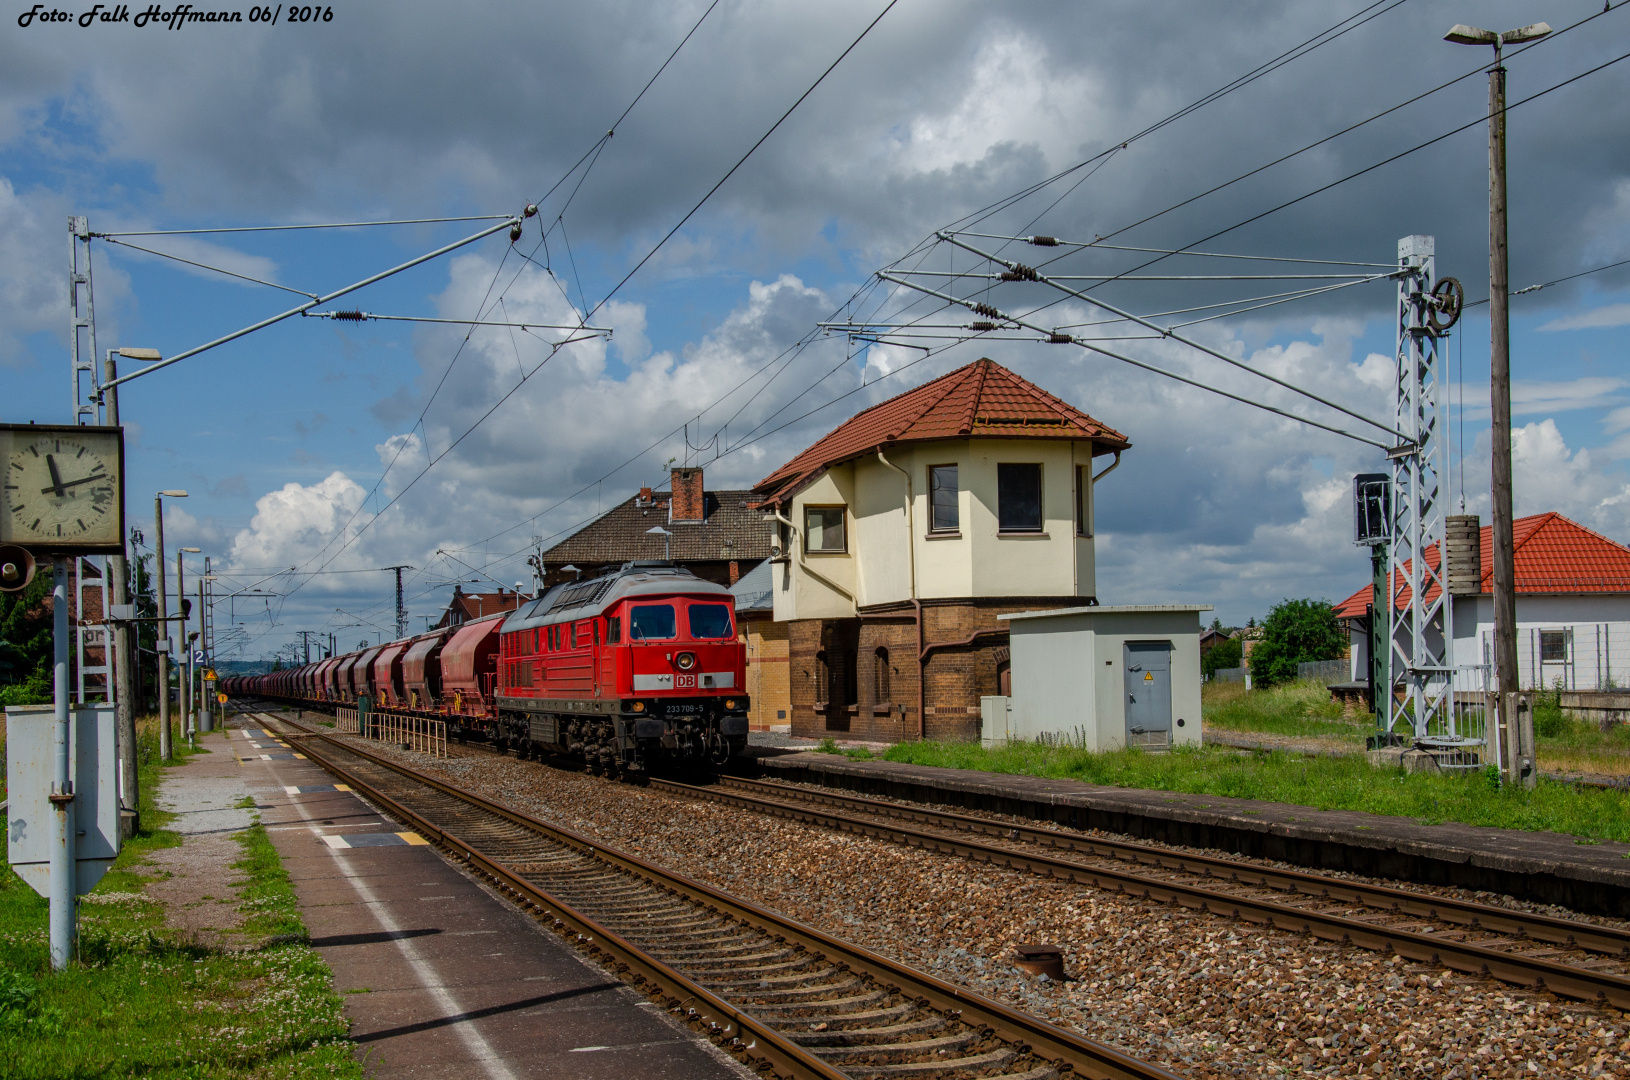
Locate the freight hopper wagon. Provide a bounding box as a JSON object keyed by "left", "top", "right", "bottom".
{"left": 495, "top": 563, "right": 750, "bottom": 772}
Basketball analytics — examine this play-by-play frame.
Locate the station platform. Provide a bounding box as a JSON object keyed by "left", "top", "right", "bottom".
{"left": 746, "top": 748, "right": 1630, "bottom": 917}
{"left": 219, "top": 721, "right": 751, "bottom": 1079}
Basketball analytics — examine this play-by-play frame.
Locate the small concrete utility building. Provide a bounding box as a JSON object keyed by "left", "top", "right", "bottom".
{"left": 985, "top": 605, "right": 1209, "bottom": 751}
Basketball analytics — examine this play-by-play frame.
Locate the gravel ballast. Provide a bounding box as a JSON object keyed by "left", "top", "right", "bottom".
{"left": 332, "top": 736, "right": 1630, "bottom": 1078}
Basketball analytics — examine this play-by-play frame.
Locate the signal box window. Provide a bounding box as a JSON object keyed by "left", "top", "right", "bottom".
{"left": 997, "top": 463, "right": 1043, "bottom": 532}
{"left": 1075, "top": 464, "right": 1091, "bottom": 537}
{"left": 929, "top": 465, "right": 958, "bottom": 532}
{"left": 630, "top": 604, "right": 677, "bottom": 641}
{"left": 689, "top": 603, "right": 734, "bottom": 639}
{"left": 805, "top": 506, "right": 846, "bottom": 552}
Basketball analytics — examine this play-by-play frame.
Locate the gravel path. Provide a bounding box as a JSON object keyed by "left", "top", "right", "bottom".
{"left": 332, "top": 736, "right": 1630, "bottom": 1078}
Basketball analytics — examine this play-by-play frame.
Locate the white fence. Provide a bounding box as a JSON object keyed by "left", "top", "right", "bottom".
{"left": 373, "top": 712, "right": 448, "bottom": 757}
{"left": 1476, "top": 624, "right": 1630, "bottom": 691}
{"left": 334, "top": 708, "right": 359, "bottom": 734}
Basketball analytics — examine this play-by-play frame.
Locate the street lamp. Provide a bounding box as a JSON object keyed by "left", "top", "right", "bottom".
{"left": 1444, "top": 21, "right": 1552, "bottom": 732}
{"left": 646, "top": 526, "right": 671, "bottom": 562}
{"left": 154, "top": 490, "right": 187, "bottom": 761}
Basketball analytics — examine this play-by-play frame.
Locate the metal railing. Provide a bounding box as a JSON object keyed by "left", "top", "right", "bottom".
{"left": 334, "top": 707, "right": 359, "bottom": 734}
{"left": 1297, "top": 658, "right": 1351, "bottom": 683}
{"left": 371, "top": 711, "right": 447, "bottom": 757}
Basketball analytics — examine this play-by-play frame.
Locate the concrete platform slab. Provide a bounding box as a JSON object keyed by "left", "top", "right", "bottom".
{"left": 227, "top": 720, "right": 752, "bottom": 1080}
{"left": 749, "top": 748, "right": 1630, "bottom": 917}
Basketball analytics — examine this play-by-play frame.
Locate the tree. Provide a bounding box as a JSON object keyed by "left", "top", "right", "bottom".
{"left": 1209, "top": 616, "right": 1223, "bottom": 632}
{"left": 1248, "top": 598, "right": 1346, "bottom": 687}
{"left": 0, "top": 571, "right": 53, "bottom": 706}
{"left": 1201, "top": 636, "right": 1243, "bottom": 679}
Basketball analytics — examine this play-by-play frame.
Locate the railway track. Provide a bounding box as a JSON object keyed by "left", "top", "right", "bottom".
{"left": 653, "top": 774, "right": 1630, "bottom": 1011}
{"left": 257, "top": 714, "right": 1180, "bottom": 1080}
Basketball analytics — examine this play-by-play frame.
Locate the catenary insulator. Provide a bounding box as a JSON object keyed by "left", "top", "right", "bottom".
{"left": 1048, "top": 333, "right": 1073, "bottom": 344}
{"left": 1028, "top": 235, "right": 1059, "bottom": 247}
{"left": 969, "top": 321, "right": 998, "bottom": 332}
{"left": 971, "top": 302, "right": 1002, "bottom": 319}
{"left": 332, "top": 310, "right": 366, "bottom": 321}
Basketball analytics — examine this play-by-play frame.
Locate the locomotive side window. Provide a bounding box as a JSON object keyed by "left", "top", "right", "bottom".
{"left": 606, "top": 615, "right": 621, "bottom": 644}
{"left": 629, "top": 604, "right": 677, "bottom": 640}
{"left": 688, "top": 603, "right": 733, "bottom": 639}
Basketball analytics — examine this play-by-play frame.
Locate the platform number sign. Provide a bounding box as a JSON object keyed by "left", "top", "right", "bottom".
{"left": 1, "top": 424, "right": 125, "bottom": 555}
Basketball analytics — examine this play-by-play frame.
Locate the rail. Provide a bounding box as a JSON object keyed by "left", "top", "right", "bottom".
{"left": 651, "top": 775, "right": 1630, "bottom": 1010}
{"left": 264, "top": 713, "right": 1176, "bottom": 1080}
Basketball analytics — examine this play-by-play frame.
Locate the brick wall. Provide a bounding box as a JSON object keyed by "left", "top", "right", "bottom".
{"left": 787, "top": 596, "right": 1089, "bottom": 743}
{"left": 742, "top": 617, "right": 790, "bottom": 730}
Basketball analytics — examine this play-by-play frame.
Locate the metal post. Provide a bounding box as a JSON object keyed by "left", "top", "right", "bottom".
{"left": 155, "top": 498, "right": 171, "bottom": 762}
{"left": 1389, "top": 236, "right": 1453, "bottom": 746}
{"left": 48, "top": 557, "right": 77, "bottom": 969}
{"left": 198, "top": 577, "right": 208, "bottom": 732}
{"left": 103, "top": 357, "right": 139, "bottom": 829}
{"left": 1488, "top": 56, "right": 1518, "bottom": 702}
{"left": 177, "top": 550, "right": 190, "bottom": 748}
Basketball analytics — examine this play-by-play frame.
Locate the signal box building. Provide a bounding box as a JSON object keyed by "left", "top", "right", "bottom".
{"left": 750, "top": 358, "right": 1130, "bottom": 743}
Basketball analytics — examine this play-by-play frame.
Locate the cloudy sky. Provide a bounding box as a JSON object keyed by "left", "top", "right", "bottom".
{"left": 4, "top": 0, "right": 1628, "bottom": 659}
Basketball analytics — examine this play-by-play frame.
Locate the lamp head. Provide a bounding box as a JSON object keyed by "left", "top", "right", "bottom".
{"left": 180, "top": 547, "right": 201, "bottom": 553}
{"left": 646, "top": 526, "right": 670, "bottom": 536}
{"left": 117, "top": 347, "right": 162, "bottom": 361}
{"left": 1444, "top": 24, "right": 1498, "bottom": 44}
{"left": 158, "top": 490, "right": 188, "bottom": 498}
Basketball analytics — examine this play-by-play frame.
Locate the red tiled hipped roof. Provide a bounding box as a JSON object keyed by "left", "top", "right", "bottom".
{"left": 1333, "top": 512, "right": 1630, "bottom": 619}
{"left": 751, "top": 358, "right": 1129, "bottom": 506}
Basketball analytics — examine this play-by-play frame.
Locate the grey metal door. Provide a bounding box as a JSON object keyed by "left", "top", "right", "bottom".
{"left": 1124, "top": 641, "right": 1172, "bottom": 748}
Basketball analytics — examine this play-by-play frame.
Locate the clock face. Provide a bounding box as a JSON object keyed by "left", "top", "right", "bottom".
{"left": 1, "top": 425, "right": 124, "bottom": 553}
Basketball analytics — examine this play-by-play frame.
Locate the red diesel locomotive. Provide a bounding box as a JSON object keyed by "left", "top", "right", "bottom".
{"left": 493, "top": 563, "right": 750, "bottom": 771}
{"left": 231, "top": 562, "right": 750, "bottom": 772}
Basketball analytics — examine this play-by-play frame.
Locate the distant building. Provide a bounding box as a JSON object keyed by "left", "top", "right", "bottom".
{"left": 535, "top": 467, "right": 770, "bottom": 589}
{"left": 730, "top": 559, "right": 789, "bottom": 731}
{"left": 750, "top": 357, "right": 1131, "bottom": 743}
{"left": 1335, "top": 512, "right": 1630, "bottom": 691}
{"left": 434, "top": 585, "right": 529, "bottom": 630}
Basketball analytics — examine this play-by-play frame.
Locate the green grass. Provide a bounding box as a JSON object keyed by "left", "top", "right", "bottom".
{"left": 880, "top": 739, "right": 1630, "bottom": 842}
{"left": 1201, "top": 678, "right": 1369, "bottom": 742}
{"left": 0, "top": 730, "right": 362, "bottom": 1079}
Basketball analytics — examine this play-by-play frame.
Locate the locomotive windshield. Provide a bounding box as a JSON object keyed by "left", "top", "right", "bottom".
{"left": 628, "top": 604, "right": 677, "bottom": 640}
{"left": 687, "top": 603, "right": 733, "bottom": 639}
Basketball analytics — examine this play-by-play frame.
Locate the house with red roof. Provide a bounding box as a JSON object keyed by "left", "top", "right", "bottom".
{"left": 1334, "top": 512, "right": 1630, "bottom": 692}
{"left": 750, "top": 358, "right": 1131, "bottom": 742}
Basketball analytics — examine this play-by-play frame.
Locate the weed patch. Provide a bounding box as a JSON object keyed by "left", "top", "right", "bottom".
{"left": 881, "top": 739, "right": 1630, "bottom": 842}
{"left": 0, "top": 729, "right": 361, "bottom": 1078}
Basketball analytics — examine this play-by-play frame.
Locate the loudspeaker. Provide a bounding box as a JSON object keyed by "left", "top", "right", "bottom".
{"left": 0, "top": 544, "right": 36, "bottom": 593}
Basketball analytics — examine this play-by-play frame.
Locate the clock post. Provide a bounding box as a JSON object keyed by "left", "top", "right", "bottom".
{"left": 2, "top": 422, "right": 126, "bottom": 970}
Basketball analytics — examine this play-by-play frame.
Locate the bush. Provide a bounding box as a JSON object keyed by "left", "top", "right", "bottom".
{"left": 1248, "top": 598, "right": 1346, "bottom": 688}
{"left": 1202, "top": 636, "right": 1243, "bottom": 679}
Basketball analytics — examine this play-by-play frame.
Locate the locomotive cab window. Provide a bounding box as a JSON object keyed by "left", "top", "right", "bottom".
{"left": 629, "top": 604, "right": 677, "bottom": 641}
{"left": 688, "top": 603, "right": 733, "bottom": 639}
{"left": 606, "top": 615, "right": 621, "bottom": 644}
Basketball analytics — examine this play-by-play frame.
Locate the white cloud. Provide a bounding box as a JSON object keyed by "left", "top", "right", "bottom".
{"left": 1540, "top": 304, "right": 1630, "bottom": 332}
{"left": 1453, "top": 377, "right": 1626, "bottom": 421}
{"left": 227, "top": 471, "right": 370, "bottom": 573}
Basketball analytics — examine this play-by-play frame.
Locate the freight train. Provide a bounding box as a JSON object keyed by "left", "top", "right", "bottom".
{"left": 227, "top": 562, "right": 750, "bottom": 772}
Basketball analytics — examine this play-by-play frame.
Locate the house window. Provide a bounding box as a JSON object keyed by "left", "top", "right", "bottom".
{"left": 1075, "top": 464, "right": 1090, "bottom": 537}
{"left": 997, "top": 463, "right": 1043, "bottom": 532}
{"left": 805, "top": 505, "right": 846, "bottom": 552}
{"left": 874, "top": 647, "right": 890, "bottom": 702}
{"left": 929, "top": 465, "right": 959, "bottom": 532}
{"left": 1541, "top": 630, "right": 1569, "bottom": 662}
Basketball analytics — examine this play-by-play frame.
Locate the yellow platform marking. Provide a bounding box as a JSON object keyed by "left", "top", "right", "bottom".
{"left": 398, "top": 832, "right": 429, "bottom": 845}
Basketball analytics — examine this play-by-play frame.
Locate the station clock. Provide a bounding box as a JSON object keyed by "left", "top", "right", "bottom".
{"left": 1, "top": 424, "right": 125, "bottom": 555}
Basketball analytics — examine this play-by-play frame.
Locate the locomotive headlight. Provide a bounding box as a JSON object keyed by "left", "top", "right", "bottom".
{"left": 724, "top": 699, "right": 738, "bottom": 710}
{"left": 676, "top": 652, "right": 696, "bottom": 671}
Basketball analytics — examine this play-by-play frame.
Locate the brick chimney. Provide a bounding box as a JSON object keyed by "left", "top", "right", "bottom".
{"left": 670, "top": 467, "right": 705, "bottom": 524}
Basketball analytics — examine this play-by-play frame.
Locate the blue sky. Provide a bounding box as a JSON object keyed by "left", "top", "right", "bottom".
{"left": 4, "top": 0, "right": 1628, "bottom": 659}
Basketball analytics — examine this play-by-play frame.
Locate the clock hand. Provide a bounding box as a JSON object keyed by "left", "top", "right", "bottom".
{"left": 39, "top": 474, "right": 105, "bottom": 495}
{"left": 45, "top": 454, "right": 66, "bottom": 497}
